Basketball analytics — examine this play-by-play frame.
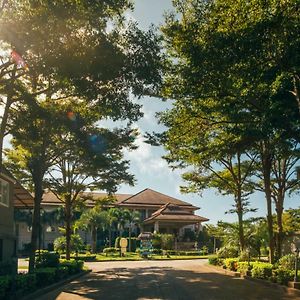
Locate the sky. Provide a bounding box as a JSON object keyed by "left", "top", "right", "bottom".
{"left": 111, "top": 0, "right": 299, "bottom": 224}
{"left": 1, "top": 0, "right": 298, "bottom": 225}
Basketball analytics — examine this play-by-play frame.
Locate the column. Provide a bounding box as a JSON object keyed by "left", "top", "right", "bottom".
{"left": 154, "top": 221, "right": 159, "bottom": 233}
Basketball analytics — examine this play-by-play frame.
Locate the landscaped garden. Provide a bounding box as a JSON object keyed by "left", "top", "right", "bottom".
{"left": 0, "top": 251, "right": 85, "bottom": 300}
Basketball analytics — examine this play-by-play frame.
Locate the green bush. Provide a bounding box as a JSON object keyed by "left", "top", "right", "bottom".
{"left": 59, "top": 259, "right": 84, "bottom": 275}
{"left": 35, "top": 250, "right": 60, "bottom": 268}
{"left": 237, "top": 262, "right": 253, "bottom": 275}
{"left": 217, "top": 246, "right": 239, "bottom": 258}
{"left": 0, "top": 261, "right": 16, "bottom": 276}
{"left": 208, "top": 256, "right": 220, "bottom": 265}
{"left": 251, "top": 262, "right": 273, "bottom": 280}
{"left": 55, "top": 266, "right": 69, "bottom": 280}
{"left": 34, "top": 267, "right": 57, "bottom": 287}
{"left": 15, "top": 273, "right": 37, "bottom": 296}
{"left": 273, "top": 269, "right": 295, "bottom": 285}
{"left": 0, "top": 276, "right": 10, "bottom": 300}
{"left": 115, "top": 237, "right": 121, "bottom": 248}
{"left": 152, "top": 234, "right": 162, "bottom": 249}
{"left": 161, "top": 234, "right": 174, "bottom": 250}
{"left": 223, "top": 258, "right": 239, "bottom": 271}
{"left": 103, "top": 247, "right": 120, "bottom": 256}
{"left": 152, "top": 249, "right": 163, "bottom": 255}
{"left": 72, "top": 254, "right": 96, "bottom": 261}
{"left": 54, "top": 234, "right": 84, "bottom": 253}
{"left": 277, "top": 254, "right": 299, "bottom": 271}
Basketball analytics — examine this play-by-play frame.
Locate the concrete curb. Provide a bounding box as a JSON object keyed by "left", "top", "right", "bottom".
{"left": 20, "top": 269, "right": 91, "bottom": 300}
{"left": 206, "top": 264, "right": 300, "bottom": 298}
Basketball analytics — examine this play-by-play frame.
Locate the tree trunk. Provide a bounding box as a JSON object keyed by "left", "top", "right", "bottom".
{"left": 91, "top": 226, "right": 97, "bottom": 253}
{"left": 275, "top": 197, "right": 284, "bottom": 260}
{"left": 109, "top": 227, "right": 112, "bottom": 247}
{"left": 261, "top": 147, "right": 275, "bottom": 263}
{"left": 65, "top": 196, "right": 72, "bottom": 260}
{"left": 129, "top": 226, "right": 132, "bottom": 252}
{"left": 28, "top": 178, "right": 43, "bottom": 273}
{"left": 236, "top": 192, "right": 245, "bottom": 252}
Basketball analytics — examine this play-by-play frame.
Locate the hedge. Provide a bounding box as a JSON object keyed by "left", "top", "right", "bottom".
{"left": 223, "top": 258, "right": 239, "bottom": 271}
{"left": 35, "top": 250, "right": 60, "bottom": 268}
{"left": 251, "top": 262, "right": 273, "bottom": 280}
{"left": 237, "top": 262, "right": 253, "bottom": 275}
{"left": 59, "top": 259, "right": 84, "bottom": 275}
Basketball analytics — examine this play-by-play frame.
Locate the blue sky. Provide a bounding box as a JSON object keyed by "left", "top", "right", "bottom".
{"left": 113, "top": 0, "right": 299, "bottom": 224}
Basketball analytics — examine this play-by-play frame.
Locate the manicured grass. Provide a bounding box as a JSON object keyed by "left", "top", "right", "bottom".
{"left": 95, "top": 253, "right": 208, "bottom": 261}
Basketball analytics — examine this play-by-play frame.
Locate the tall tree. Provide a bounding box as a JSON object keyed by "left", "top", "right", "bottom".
{"left": 159, "top": 0, "right": 299, "bottom": 263}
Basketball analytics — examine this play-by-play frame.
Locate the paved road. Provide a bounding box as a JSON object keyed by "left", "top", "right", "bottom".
{"left": 38, "top": 259, "right": 299, "bottom": 300}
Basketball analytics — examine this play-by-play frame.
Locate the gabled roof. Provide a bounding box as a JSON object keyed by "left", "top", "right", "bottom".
{"left": 118, "top": 188, "right": 199, "bottom": 210}
{"left": 143, "top": 203, "right": 209, "bottom": 224}
{"left": 40, "top": 191, "right": 132, "bottom": 206}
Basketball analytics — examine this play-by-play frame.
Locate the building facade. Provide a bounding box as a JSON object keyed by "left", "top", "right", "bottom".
{"left": 15, "top": 188, "right": 209, "bottom": 251}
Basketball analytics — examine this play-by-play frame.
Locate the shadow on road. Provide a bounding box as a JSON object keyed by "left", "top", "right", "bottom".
{"left": 40, "top": 265, "right": 298, "bottom": 300}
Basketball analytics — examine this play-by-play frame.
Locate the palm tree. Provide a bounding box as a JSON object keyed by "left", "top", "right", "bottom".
{"left": 75, "top": 207, "right": 108, "bottom": 253}
{"left": 125, "top": 210, "right": 141, "bottom": 252}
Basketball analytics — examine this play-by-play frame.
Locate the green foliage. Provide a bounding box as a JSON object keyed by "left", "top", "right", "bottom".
{"left": 0, "top": 261, "right": 15, "bottom": 276}
{"left": 103, "top": 247, "right": 120, "bottom": 255}
{"left": 251, "top": 262, "right": 273, "bottom": 280}
{"left": 59, "top": 259, "right": 84, "bottom": 275}
{"left": 34, "top": 267, "right": 57, "bottom": 287}
{"left": 237, "top": 262, "right": 253, "bottom": 276}
{"left": 54, "top": 234, "right": 84, "bottom": 253}
{"left": 152, "top": 234, "right": 174, "bottom": 250}
{"left": 35, "top": 250, "right": 60, "bottom": 268}
{"left": 115, "top": 237, "right": 121, "bottom": 248}
{"left": 273, "top": 269, "right": 295, "bottom": 285}
{"left": 223, "top": 258, "right": 239, "bottom": 271}
{"left": 277, "top": 254, "right": 299, "bottom": 271}
{"left": 217, "top": 246, "right": 239, "bottom": 259}
{"left": 15, "top": 273, "right": 37, "bottom": 296}
{"left": 208, "top": 256, "right": 222, "bottom": 266}
{"left": 0, "top": 276, "right": 10, "bottom": 300}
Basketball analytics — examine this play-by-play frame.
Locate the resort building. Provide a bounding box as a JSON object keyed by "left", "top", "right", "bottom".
{"left": 15, "top": 188, "right": 209, "bottom": 252}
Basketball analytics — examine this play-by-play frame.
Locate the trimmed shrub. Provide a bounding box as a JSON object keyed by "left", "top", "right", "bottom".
{"left": 59, "top": 259, "right": 84, "bottom": 275}
{"left": 0, "top": 276, "right": 10, "bottom": 300}
{"left": 72, "top": 254, "right": 96, "bottom": 261}
{"left": 277, "top": 254, "right": 298, "bottom": 271}
{"left": 217, "top": 246, "right": 239, "bottom": 259}
{"left": 273, "top": 269, "right": 295, "bottom": 285}
{"left": 15, "top": 273, "right": 37, "bottom": 296}
{"left": 251, "top": 262, "right": 273, "bottom": 280}
{"left": 0, "top": 261, "right": 15, "bottom": 276}
{"left": 223, "top": 258, "right": 239, "bottom": 271}
{"left": 55, "top": 266, "right": 69, "bottom": 280}
{"left": 161, "top": 234, "right": 174, "bottom": 250}
{"left": 237, "top": 262, "right": 253, "bottom": 275}
{"left": 35, "top": 250, "right": 60, "bottom": 268}
{"left": 103, "top": 247, "right": 120, "bottom": 256}
{"left": 34, "top": 267, "right": 57, "bottom": 287}
{"left": 208, "top": 256, "right": 220, "bottom": 266}
{"left": 152, "top": 249, "right": 163, "bottom": 255}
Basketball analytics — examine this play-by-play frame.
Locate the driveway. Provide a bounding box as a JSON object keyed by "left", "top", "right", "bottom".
{"left": 37, "top": 259, "right": 299, "bottom": 300}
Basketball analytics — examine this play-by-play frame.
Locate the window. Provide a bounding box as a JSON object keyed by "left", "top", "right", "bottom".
{"left": 0, "top": 179, "right": 9, "bottom": 207}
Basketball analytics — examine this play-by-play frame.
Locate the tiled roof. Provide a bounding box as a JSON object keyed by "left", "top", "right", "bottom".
{"left": 118, "top": 188, "right": 199, "bottom": 209}
{"left": 143, "top": 203, "right": 209, "bottom": 224}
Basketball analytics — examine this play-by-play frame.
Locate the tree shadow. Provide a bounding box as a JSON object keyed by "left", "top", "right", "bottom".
{"left": 40, "top": 265, "right": 297, "bottom": 300}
